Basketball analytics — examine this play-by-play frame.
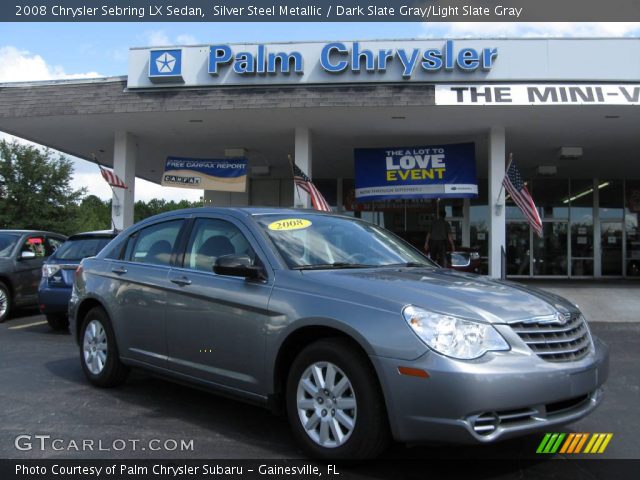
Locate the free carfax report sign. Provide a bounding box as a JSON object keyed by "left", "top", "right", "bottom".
{"left": 354, "top": 143, "right": 478, "bottom": 201}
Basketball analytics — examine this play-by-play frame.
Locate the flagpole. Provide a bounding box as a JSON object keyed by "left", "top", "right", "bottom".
{"left": 92, "top": 153, "right": 118, "bottom": 232}
{"left": 288, "top": 154, "right": 303, "bottom": 207}
{"left": 496, "top": 152, "right": 514, "bottom": 204}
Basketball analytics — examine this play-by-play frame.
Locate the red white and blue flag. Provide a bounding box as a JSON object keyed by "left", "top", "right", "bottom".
{"left": 503, "top": 159, "right": 543, "bottom": 237}
{"left": 292, "top": 163, "right": 331, "bottom": 212}
{"left": 99, "top": 165, "right": 127, "bottom": 189}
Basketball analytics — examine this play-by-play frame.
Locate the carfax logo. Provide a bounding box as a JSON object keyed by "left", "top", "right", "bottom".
{"left": 536, "top": 433, "right": 613, "bottom": 454}
{"left": 149, "top": 49, "right": 183, "bottom": 82}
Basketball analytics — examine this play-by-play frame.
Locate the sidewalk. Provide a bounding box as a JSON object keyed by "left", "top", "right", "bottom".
{"left": 518, "top": 280, "right": 640, "bottom": 323}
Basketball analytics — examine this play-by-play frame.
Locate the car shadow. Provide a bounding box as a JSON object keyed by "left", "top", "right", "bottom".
{"left": 44, "top": 357, "right": 562, "bottom": 467}
{"left": 44, "top": 357, "right": 302, "bottom": 457}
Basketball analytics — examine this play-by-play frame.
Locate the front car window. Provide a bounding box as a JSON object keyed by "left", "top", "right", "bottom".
{"left": 53, "top": 237, "right": 112, "bottom": 261}
{"left": 255, "top": 214, "right": 434, "bottom": 269}
{"left": 127, "top": 220, "right": 184, "bottom": 266}
{"left": 0, "top": 233, "right": 19, "bottom": 258}
{"left": 184, "top": 218, "right": 257, "bottom": 272}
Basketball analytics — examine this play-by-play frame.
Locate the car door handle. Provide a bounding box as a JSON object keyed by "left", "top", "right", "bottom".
{"left": 170, "top": 276, "right": 192, "bottom": 286}
{"left": 111, "top": 266, "right": 128, "bottom": 275}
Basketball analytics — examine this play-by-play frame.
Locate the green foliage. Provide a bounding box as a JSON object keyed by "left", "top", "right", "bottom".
{"left": 0, "top": 139, "right": 203, "bottom": 235}
{"left": 0, "top": 140, "right": 86, "bottom": 235}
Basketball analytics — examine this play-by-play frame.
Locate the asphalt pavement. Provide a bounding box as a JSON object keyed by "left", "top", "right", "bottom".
{"left": 0, "top": 309, "right": 638, "bottom": 473}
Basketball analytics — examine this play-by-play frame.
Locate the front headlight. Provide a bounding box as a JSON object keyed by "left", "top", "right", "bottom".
{"left": 403, "top": 305, "right": 510, "bottom": 360}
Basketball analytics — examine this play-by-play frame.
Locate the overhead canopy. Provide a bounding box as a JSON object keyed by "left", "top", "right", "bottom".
{"left": 0, "top": 77, "right": 638, "bottom": 182}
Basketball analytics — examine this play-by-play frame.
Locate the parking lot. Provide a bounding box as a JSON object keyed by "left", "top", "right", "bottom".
{"left": 1, "top": 308, "right": 638, "bottom": 469}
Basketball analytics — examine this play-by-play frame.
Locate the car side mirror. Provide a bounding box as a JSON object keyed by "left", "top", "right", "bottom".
{"left": 20, "top": 251, "right": 37, "bottom": 260}
{"left": 214, "top": 254, "right": 263, "bottom": 279}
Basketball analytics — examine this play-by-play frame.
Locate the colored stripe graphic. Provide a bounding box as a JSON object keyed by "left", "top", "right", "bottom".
{"left": 538, "top": 433, "right": 613, "bottom": 454}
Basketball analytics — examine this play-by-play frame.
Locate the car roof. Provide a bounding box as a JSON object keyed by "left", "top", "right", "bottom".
{"left": 0, "top": 229, "right": 66, "bottom": 236}
{"left": 67, "top": 230, "right": 118, "bottom": 240}
{"left": 146, "top": 206, "right": 338, "bottom": 219}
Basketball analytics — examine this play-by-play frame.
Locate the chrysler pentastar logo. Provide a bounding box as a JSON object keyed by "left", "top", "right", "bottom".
{"left": 155, "top": 52, "right": 176, "bottom": 73}
{"left": 522, "top": 312, "right": 568, "bottom": 326}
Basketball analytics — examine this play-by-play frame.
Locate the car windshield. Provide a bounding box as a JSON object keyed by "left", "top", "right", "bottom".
{"left": 0, "top": 233, "right": 20, "bottom": 257}
{"left": 53, "top": 237, "right": 112, "bottom": 261}
{"left": 256, "top": 214, "right": 435, "bottom": 269}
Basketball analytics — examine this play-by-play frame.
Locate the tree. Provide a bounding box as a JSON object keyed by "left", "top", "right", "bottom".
{"left": 0, "top": 140, "right": 86, "bottom": 235}
{"left": 73, "top": 195, "right": 111, "bottom": 232}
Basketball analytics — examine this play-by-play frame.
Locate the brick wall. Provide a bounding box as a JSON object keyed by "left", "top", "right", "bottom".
{"left": 0, "top": 79, "right": 435, "bottom": 118}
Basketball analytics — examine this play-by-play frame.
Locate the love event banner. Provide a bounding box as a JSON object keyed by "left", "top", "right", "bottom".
{"left": 354, "top": 142, "right": 477, "bottom": 201}
{"left": 161, "top": 156, "right": 247, "bottom": 191}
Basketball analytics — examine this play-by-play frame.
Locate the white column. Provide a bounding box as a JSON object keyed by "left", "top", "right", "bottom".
{"left": 488, "top": 127, "right": 506, "bottom": 278}
{"left": 593, "top": 178, "right": 601, "bottom": 277}
{"left": 112, "top": 131, "right": 136, "bottom": 230}
{"left": 294, "top": 127, "right": 312, "bottom": 208}
{"left": 462, "top": 198, "right": 471, "bottom": 248}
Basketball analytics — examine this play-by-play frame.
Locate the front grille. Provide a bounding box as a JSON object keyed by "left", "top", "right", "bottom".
{"left": 510, "top": 313, "right": 591, "bottom": 362}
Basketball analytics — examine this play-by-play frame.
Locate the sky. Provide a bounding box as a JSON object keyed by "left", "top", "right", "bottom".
{"left": 1, "top": 21, "right": 639, "bottom": 202}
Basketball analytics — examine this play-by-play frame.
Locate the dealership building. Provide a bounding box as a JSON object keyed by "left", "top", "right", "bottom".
{"left": 0, "top": 37, "right": 639, "bottom": 279}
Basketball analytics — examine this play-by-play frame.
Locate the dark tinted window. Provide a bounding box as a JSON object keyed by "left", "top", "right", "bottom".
{"left": 127, "top": 220, "right": 184, "bottom": 266}
{"left": 54, "top": 237, "right": 112, "bottom": 261}
{"left": 0, "top": 233, "right": 19, "bottom": 257}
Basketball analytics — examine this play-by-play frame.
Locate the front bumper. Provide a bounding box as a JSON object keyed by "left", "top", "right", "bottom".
{"left": 371, "top": 335, "right": 609, "bottom": 444}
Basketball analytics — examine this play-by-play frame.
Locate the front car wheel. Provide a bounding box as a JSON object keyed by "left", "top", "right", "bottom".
{"left": 286, "top": 338, "right": 389, "bottom": 459}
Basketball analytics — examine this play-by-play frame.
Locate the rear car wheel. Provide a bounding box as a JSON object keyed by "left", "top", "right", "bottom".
{"left": 80, "top": 307, "right": 129, "bottom": 387}
{"left": 0, "top": 281, "right": 11, "bottom": 323}
{"left": 286, "top": 338, "right": 390, "bottom": 460}
{"left": 46, "top": 314, "right": 69, "bottom": 331}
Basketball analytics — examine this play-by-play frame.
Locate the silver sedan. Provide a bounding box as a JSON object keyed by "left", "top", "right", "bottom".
{"left": 69, "top": 208, "right": 609, "bottom": 459}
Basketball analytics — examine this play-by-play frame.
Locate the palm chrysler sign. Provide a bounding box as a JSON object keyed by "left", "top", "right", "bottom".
{"left": 137, "top": 40, "right": 499, "bottom": 87}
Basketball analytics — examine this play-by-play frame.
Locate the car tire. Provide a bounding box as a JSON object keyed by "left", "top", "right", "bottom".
{"left": 46, "top": 314, "right": 69, "bottom": 331}
{"left": 0, "top": 281, "right": 11, "bottom": 323}
{"left": 79, "top": 307, "right": 129, "bottom": 387}
{"left": 286, "top": 338, "right": 390, "bottom": 460}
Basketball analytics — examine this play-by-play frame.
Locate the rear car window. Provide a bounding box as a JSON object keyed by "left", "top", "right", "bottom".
{"left": 0, "top": 233, "right": 19, "bottom": 257}
{"left": 126, "top": 220, "right": 184, "bottom": 266}
{"left": 54, "top": 237, "right": 112, "bottom": 261}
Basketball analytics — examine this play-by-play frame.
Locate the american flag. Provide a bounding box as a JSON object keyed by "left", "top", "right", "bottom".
{"left": 99, "top": 164, "right": 127, "bottom": 189}
{"left": 503, "top": 160, "right": 543, "bottom": 237}
{"left": 292, "top": 162, "right": 331, "bottom": 212}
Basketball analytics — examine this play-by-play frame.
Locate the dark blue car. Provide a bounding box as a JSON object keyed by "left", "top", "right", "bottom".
{"left": 39, "top": 230, "right": 116, "bottom": 330}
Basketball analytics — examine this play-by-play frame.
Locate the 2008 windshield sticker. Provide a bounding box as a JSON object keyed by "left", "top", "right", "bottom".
{"left": 268, "top": 219, "right": 312, "bottom": 231}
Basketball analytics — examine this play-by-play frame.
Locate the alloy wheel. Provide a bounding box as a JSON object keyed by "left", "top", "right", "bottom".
{"left": 0, "top": 289, "right": 7, "bottom": 318}
{"left": 296, "top": 361, "right": 357, "bottom": 448}
{"left": 83, "top": 319, "right": 108, "bottom": 375}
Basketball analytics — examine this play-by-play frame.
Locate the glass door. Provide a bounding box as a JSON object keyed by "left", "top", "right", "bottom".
{"left": 601, "top": 221, "right": 623, "bottom": 276}
{"left": 506, "top": 222, "right": 531, "bottom": 276}
{"left": 533, "top": 222, "right": 569, "bottom": 276}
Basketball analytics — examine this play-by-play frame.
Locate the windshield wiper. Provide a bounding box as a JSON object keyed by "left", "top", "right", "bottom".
{"left": 293, "top": 262, "right": 376, "bottom": 270}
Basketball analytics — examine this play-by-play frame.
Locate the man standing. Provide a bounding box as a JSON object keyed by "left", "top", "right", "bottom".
{"left": 424, "top": 208, "right": 456, "bottom": 267}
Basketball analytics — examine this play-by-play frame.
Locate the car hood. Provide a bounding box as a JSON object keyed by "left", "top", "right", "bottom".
{"left": 302, "top": 267, "right": 576, "bottom": 324}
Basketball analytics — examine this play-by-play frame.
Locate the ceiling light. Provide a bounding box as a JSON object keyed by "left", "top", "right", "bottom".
{"left": 562, "top": 182, "right": 610, "bottom": 204}
{"left": 391, "top": 116, "right": 406, "bottom": 119}
{"left": 558, "top": 146, "right": 583, "bottom": 159}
